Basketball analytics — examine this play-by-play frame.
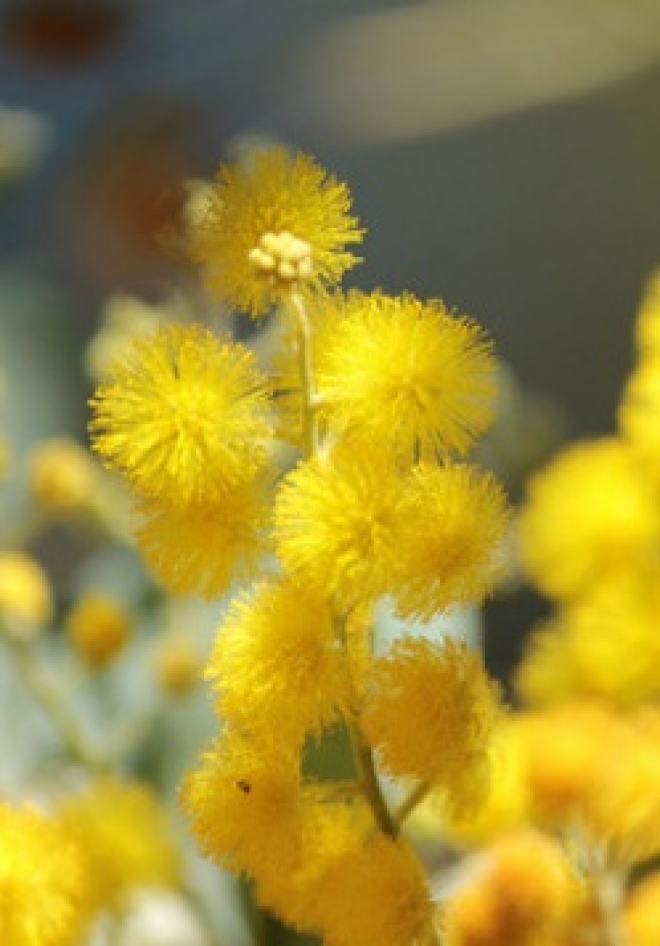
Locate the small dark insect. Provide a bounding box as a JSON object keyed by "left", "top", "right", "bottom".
{"left": 236, "top": 780, "right": 252, "bottom": 794}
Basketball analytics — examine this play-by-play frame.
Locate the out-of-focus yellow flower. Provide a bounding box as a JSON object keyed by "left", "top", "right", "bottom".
{"left": 207, "top": 579, "right": 351, "bottom": 747}
{"left": 314, "top": 290, "right": 496, "bottom": 459}
{"left": 518, "top": 438, "right": 659, "bottom": 602}
{"left": 181, "top": 733, "right": 302, "bottom": 880}
{"left": 586, "top": 711, "right": 660, "bottom": 866}
{"left": 66, "top": 592, "right": 131, "bottom": 668}
{"left": 517, "top": 578, "right": 660, "bottom": 709}
{"left": 27, "top": 438, "right": 96, "bottom": 514}
{"left": 0, "top": 551, "right": 53, "bottom": 636}
{"left": 445, "top": 831, "right": 577, "bottom": 946}
{"left": 274, "top": 452, "right": 403, "bottom": 608}
{"left": 59, "top": 778, "right": 180, "bottom": 912}
{"left": 518, "top": 704, "right": 626, "bottom": 829}
{"left": 514, "top": 621, "right": 579, "bottom": 708}
{"left": 618, "top": 356, "right": 660, "bottom": 477}
{"left": 437, "top": 715, "right": 532, "bottom": 846}
{"left": 362, "top": 637, "right": 500, "bottom": 814}
{"left": 394, "top": 463, "right": 509, "bottom": 621}
{"left": 153, "top": 635, "right": 201, "bottom": 696}
{"left": 85, "top": 294, "right": 166, "bottom": 381}
{"left": 133, "top": 473, "right": 269, "bottom": 599}
{"left": 189, "top": 147, "right": 363, "bottom": 316}
{"left": 633, "top": 269, "right": 660, "bottom": 357}
{"left": 624, "top": 872, "right": 660, "bottom": 946}
{"left": 89, "top": 324, "right": 272, "bottom": 505}
{"left": 0, "top": 802, "right": 92, "bottom": 946}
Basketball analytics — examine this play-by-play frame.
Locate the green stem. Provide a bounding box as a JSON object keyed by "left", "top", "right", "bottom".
{"left": 594, "top": 868, "right": 627, "bottom": 946}
{"left": 4, "top": 636, "right": 110, "bottom": 773}
{"left": 393, "top": 781, "right": 431, "bottom": 827}
{"left": 333, "top": 614, "right": 398, "bottom": 839}
{"left": 288, "top": 290, "right": 319, "bottom": 456}
{"left": 348, "top": 724, "right": 398, "bottom": 838}
{"left": 289, "top": 290, "right": 397, "bottom": 841}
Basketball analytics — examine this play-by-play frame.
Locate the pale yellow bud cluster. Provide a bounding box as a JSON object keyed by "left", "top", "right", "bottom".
{"left": 248, "top": 230, "right": 313, "bottom": 288}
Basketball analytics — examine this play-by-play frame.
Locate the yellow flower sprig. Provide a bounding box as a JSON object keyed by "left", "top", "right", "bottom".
{"left": 89, "top": 145, "right": 509, "bottom": 946}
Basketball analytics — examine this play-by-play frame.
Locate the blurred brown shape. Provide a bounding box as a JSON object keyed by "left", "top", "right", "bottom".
{"left": 56, "top": 103, "right": 205, "bottom": 296}
{"left": 3, "top": 0, "right": 127, "bottom": 68}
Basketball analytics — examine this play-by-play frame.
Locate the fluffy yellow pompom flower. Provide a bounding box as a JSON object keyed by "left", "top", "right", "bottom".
{"left": 66, "top": 592, "right": 131, "bottom": 668}
{"left": 0, "top": 551, "right": 53, "bottom": 637}
{"left": 207, "top": 580, "right": 351, "bottom": 747}
{"left": 307, "top": 834, "right": 436, "bottom": 946}
{"left": 313, "top": 291, "right": 496, "bottom": 458}
{"left": 89, "top": 324, "right": 271, "bottom": 505}
{"left": 0, "top": 802, "right": 92, "bottom": 946}
{"left": 518, "top": 438, "right": 659, "bottom": 601}
{"left": 189, "top": 147, "right": 363, "bottom": 316}
{"left": 181, "top": 733, "right": 302, "bottom": 881}
{"left": 27, "top": 438, "right": 96, "bottom": 514}
{"left": 362, "top": 637, "right": 500, "bottom": 814}
{"left": 133, "top": 473, "right": 268, "bottom": 599}
{"left": 274, "top": 452, "right": 403, "bottom": 608}
{"left": 59, "top": 778, "right": 180, "bottom": 912}
{"left": 445, "top": 832, "right": 576, "bottom": 946}
{"left": 394, "top": 463, "right": 509, "bottom": 620}
{"left": 255, "top": 795, "right": 373, "bottom": 930}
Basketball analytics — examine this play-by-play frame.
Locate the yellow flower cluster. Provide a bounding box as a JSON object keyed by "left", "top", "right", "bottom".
{"left": 0, "top": 779, "right": 179, "bottom": 944}
{"left": 433, "top": 273, "right": 660, "bottom": 946}
{"left": 425, "top": 702, "right": 660, "bottom": 944}
{"left": 444, "top": 832, "right": 577, "bottom": 946}
{"left": 0, "top": 802, "right": 91, "bottom": 946}
{"left": 90, "top": 146, "right": 508, "bottom": 944}
{"left": 59, "top": 778, "right": 180, "bottom": 912}
{"left": 515, "top": 276, "right": 660, "bottom": 710}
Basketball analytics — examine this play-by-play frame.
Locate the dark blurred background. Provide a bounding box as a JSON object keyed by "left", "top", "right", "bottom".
{"left": 2, "top": 0, "right": 660, "bottom": 683}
